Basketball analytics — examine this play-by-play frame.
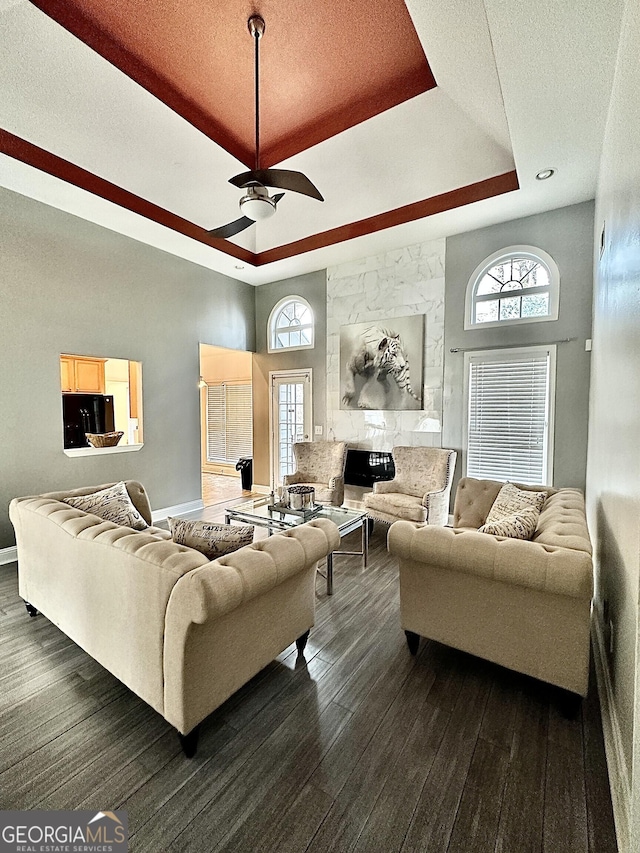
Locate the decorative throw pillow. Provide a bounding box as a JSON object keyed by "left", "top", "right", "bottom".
{"left": 478, "top": 505, "right": 540, "bottom": 540}
{"left": 63, "top": 481, "right": 148, "bottom": 530}
{"left": 484, "top": 482, "right": 547, "bottom": 526}
{"left": 168, "top": 518, "right": 254, "bottom": 560}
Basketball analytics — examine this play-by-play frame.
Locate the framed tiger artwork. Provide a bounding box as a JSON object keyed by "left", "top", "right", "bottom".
{"left": 339, "top": 315, "right": 424, "bottom": 410}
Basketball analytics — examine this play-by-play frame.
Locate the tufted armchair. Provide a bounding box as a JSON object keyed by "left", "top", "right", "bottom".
{"left": 283, "top": 441, "right": 347, "bottom": 506}
{"left": 364, "top": 446, "right": 456, "bottom": 526}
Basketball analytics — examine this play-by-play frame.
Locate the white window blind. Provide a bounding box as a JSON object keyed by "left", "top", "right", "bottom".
{"left": 466, "top": 347, "right": 554, "bottom": 485}
{"left": 206, "top": 383, "right": 253, "bottom": 464}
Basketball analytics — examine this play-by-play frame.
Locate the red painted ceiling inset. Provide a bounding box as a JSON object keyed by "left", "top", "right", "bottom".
{"left": 30, "top": 0, "right": 435, "bottom": 169}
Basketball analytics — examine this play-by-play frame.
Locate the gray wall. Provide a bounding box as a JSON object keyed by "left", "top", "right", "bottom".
{"left": 253, "top": 271, "right": 327, "bottom": 487}
{"left": 586, "top": 0, "right": 640, "bottom": 841}
{"left": 0, "top": 188, "right": 255, "bottom": 549}
{"left": 443, "top": 201, "right": 594, "bottom": 492}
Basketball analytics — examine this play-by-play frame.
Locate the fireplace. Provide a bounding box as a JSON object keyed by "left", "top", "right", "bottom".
{"left": 344, "top": 449, "right": 395, "bottom": 488}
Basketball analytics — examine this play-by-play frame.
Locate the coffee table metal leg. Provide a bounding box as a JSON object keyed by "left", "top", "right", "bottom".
{"left": 362, "top": 518, "right": 369, "bottom": 568}
{"left": 327, "top": 553, "right": 333, "bottom": 596}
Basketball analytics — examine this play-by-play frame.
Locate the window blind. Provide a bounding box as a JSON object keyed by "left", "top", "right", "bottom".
{"left": 466, "top": 350, "right": 551, "bottom": 485}
{"left": 206, "top": 383, "right": 253, "bottom": 464}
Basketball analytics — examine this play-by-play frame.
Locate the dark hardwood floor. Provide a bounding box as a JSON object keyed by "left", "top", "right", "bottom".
{"left": 0, "top": 519, "right": 617, "bottom": 852}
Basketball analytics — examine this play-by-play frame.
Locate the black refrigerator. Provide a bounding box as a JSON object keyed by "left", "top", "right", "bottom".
{"left": 62, "top": 394, "right": 115, "bottom": 448}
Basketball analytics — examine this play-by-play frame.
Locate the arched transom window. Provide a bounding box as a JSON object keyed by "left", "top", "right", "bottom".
{"left": 465, "top": 246, "right": 560, "bottom": 329}
{"left": 268, "top": 296, "right": 314, "bottom": 352}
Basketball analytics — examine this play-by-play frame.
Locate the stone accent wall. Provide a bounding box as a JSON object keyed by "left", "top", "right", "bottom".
{"left": 326, "top": 239, "right": 445, "bottom": 450}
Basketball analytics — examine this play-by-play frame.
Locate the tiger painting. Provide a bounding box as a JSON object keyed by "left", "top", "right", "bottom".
{"left": 342, "top": 325, "right": 422, "bottom": 410}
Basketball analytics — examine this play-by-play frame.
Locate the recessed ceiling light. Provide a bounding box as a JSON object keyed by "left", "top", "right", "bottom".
{"left": 535, "top": 168, "right": 555, "bottom": 181}
{"left": 234, "top": 265, "right": 245, "bottom": 270}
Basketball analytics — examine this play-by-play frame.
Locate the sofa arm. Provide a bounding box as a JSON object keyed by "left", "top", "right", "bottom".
{"left": 388, "top": 522, "right": 593, "bottom": 600}
{"left": 421, "top": 486, "right": 450, "bottom": 526}
{"left": 167, "top": 518, "right": 340, "bottom": 625}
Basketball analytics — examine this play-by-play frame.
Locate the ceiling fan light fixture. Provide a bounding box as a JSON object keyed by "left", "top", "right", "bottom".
{"left": 239, "top": 186, "right": 277, "bottom": 221}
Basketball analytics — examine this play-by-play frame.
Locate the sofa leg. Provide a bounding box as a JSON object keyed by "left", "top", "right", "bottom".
{"left": 405, "top": 630, "right": 420, "bottom": 655}
{"left": 296, "top": 630, "right": 310, "bottom": 655}
{"left": 560, "top": 691, "right": 583, "bottom": 720}
{"left": 178, "top": 725, "right": 200, "bottom": 758}
{"left": 24, "top": 602, "right": 38, "bottom": 618}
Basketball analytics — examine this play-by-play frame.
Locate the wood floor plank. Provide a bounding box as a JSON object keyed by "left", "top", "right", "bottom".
{"left": 543, "top": 742, "right": 589, "bottom": 853}
{"left": 494, "top": 683, "right": 549, "bottom": 853}
{"left": 0, "top": 694, "right": 154, "bottom": 808}
{"left": 77, "top": 728, "right": 183, "bottom": 811}
{"left": 209, "top": 701, "right": 352, "bottom": 853}
{"left": 446, "top": 737, "right": 510, "bottom": 853}
{"left": 168, "top": 701, "right": 352, "bottom": 853}
{"left": 0, "top": 660, "right": 112, "bottom": 744}
{"left": 306, "top": 633, "right": 416, "bottom": 799}
{"left": 0, "top": 642, "right": 94, "bottom": 710}
{"left": 127, "top": 659, "right": 342, "bottom": 848}
{"left": 352, "top": 664, "right": 462, "bottom": 853}
{"left": 303, "top": 645, "right": 443, "bottom": 853}
{"left": 244, "top": 781, "right": 334, "bottom": 853}
{"left": 400, "top": 660, "right": 493, "bottom": 853}
{"left": 0, "top": 673, "right": 127, "bottom": 772}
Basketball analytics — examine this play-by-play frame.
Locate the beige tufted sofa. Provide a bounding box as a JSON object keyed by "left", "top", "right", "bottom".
{"left": 388, "top": 477, "right": 594, "bottom": 697}
{"left": 9, "top": 482, "right": 339, "bottom": 755}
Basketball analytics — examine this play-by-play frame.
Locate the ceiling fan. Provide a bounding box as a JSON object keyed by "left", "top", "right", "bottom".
{"left": 208, "top": 15, "right": 324, "bottom": 239}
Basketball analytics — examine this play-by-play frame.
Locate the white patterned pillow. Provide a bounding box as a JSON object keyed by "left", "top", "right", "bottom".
{"left": 478, "top": 505, "right": 540, "bottom": 540}
{"left": 169, "top": 518, "right": 254, "bottom": 560}
{"left": 63, "top": 482, "right": 148, "bottom": 530}
{"left": 484, "top": 483, "right": 547, "bottom": 526}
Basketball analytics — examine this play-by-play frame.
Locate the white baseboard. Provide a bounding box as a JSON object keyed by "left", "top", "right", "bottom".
{"left": 151, "top": 499, "right": 204, "bottom": 524}
{"left": 0, "top": 546, "right": 18, "bottom": 566}
{"left": 592, "top": 616, "right": 631, "bottom": 853}
{"left": 252, "top": 484, "right": 270, "bottom": 495}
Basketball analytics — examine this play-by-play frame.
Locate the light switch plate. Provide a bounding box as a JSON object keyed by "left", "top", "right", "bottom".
{"left": 314, "top": 425, "right": 323, "bottom": 435}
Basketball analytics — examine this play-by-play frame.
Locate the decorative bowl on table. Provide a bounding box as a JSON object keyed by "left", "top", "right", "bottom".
{"left": 285, "top": 485, "right": 315, "bottom": 510}
{"left": 85, "top": 431, "right": 124, "bottom": 448}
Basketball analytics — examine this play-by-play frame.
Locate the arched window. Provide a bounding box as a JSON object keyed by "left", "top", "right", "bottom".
{"left": 465, "top": 246, "right": 560, "bottom": 329}
{"left": 268, "top": 296, "right": 314, "bottom": 352}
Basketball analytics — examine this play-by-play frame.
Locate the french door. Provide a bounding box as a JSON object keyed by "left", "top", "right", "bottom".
{"left": 270, "top": 370, "right": 312, "bottom": 488}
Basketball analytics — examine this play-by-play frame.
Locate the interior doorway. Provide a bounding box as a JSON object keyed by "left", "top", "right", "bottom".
{"left": 270, "top": 369, "right": 312, "bottom": 489}
{"left": 200, "top": 344, "right": 253, "bottom": 505}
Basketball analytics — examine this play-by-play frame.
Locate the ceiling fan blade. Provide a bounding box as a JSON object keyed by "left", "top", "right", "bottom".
{"left": 229, "top": 169, "right": 324, "bottom": 202}
{"left": 207, "top": 216, "right": 255, "bottom": 239}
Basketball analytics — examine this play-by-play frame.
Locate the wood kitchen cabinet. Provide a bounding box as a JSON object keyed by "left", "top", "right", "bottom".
{"left": 60, "top": 356, "right": 106, "bottom": 393}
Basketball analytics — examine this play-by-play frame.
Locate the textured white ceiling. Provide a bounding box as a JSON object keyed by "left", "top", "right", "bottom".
{"left": 0, "top": 0, "right": 626, "bottom": 284}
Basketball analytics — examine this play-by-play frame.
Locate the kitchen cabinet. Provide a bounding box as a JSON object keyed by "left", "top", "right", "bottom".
{"left": 60, "top": 356, "right": 106, "bottom": 394}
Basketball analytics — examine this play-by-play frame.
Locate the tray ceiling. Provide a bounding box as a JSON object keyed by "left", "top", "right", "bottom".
{"left": 0, "top": 0, "right": 623, "bottom": 283}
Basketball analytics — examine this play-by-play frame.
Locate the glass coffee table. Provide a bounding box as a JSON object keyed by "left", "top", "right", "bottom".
{"left": 224, "top": 497, "right": 368, "bottom": 595}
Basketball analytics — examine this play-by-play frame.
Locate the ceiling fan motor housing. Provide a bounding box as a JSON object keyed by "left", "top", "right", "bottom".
{"left": 239, "top": 185, "right": 276, "bottom": 220}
